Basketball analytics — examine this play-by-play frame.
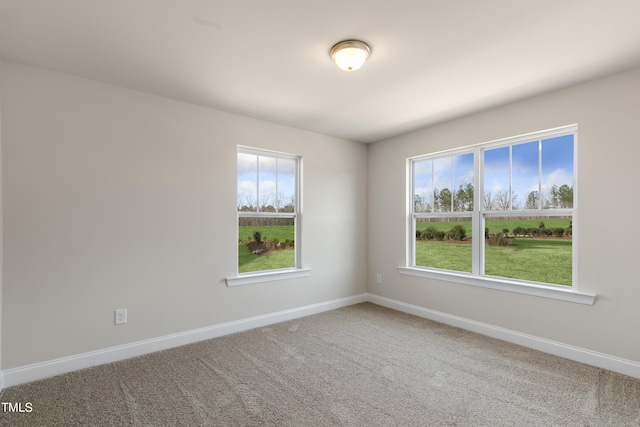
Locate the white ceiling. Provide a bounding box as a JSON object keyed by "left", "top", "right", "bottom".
{"left": 1, "top": 1, "right": 640, "bottom": 143}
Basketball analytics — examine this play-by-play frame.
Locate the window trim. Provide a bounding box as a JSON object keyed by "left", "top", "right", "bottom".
{"left": 397, "top": 266, "right": 594, "bottom": 305}
{"left": 226, "top": 268, "right": 312, "bottom": 287}
{"left": 404, "top": 124, "right": 594, "bottom": 304}
{"left": 227, "top": 146, "right": 309, "bottom": 286}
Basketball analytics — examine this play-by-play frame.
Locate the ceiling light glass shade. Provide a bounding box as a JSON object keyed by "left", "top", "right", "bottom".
{"left": 330, "top": 40, "right": 371, "bottom": 71}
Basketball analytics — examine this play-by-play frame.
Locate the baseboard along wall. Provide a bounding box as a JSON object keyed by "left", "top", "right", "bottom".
{"left": 367, "top": 294, "right": 640, "bottom": 380}
{"left": 2, "top": 292, "right": 639, "bottom": 390}
{"left": 2, "top": 294, "right": 368, "bottom": 389}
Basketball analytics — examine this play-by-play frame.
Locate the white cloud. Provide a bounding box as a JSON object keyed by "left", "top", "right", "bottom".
{"left": 259, "top": 179, "right": 277, "bottom": 198}
{"left": 237, "top": 153, "right": 257, "bottom": 173}
{"left": 541, "top": 168, "right": 573, "bottom": 193}
{"left": 238, "top": 180, "right": 256, "bottom": 200}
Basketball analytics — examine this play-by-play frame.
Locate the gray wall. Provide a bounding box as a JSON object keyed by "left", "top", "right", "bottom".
{"left": 0, "top": 60, "right": 368, "bottom": 368}
{"left": 3, "top": 57, "right": 639, "bottom": 373}
{"left": 367, "top": 67, "right": 640, "bottom": 363}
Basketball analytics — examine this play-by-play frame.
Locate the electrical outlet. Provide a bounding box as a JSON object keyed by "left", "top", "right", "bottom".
{"left": 114, "top": 308, "right": 127, "bottom": 325}
{"left": 376, "top": 274, "right": 382, "bottom": 284}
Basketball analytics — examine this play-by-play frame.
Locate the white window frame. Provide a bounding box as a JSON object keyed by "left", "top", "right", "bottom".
{"left": 400, "top": 124, "right": 595, "bottom": 305}
{"left": 226, "top": 146, "right": 310, "bottom": 286}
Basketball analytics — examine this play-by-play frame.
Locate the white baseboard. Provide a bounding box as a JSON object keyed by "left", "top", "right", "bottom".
{"left": 367, "top": 293, "right": 640, "bottom": 380}
{"left": 2, "top": 293, "right": 368, "bottom": 389}
{"left": 4, "top": 292, "right": 638, "bottom": 390}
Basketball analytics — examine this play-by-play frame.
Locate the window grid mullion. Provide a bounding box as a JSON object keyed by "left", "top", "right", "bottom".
{"left": 450, "top": 156, "right": 455, "bottom": 212}
{"left": 509, "top": 145, "right": 513, "bottom": 210}
{"left": 473, "top": 147, "right": 482, "bottom": 276}
{"left": 256, "top": 155, "right": 261, "bottom": 213}
{"left": 538, "top": 141, "right": 543, "bottom": 209}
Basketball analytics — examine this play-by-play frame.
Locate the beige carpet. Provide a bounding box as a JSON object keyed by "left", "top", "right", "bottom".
{"left": 1, "top": 303, "right": 639, "bottom": 426}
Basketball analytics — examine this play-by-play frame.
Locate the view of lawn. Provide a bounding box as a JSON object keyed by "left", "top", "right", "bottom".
{"left": 238, "top": 219, "right": 572, "bottom": 286}
{"left": 415, "top": 217, "right": 572, "bottom": 286}
{"left": 486, "top": 238, "right": 571, "bottom": 285}
{"left": 238, "top": 241, "right": 295, "bottom": 273}
{"left": 238, "top": 225, "right": 295, "bottom": 243}
{"left": 415, "top": 238, "right": 572, "bottom": 285}
{"left": 238, "top": 225, "right": 295, "bottom": 273}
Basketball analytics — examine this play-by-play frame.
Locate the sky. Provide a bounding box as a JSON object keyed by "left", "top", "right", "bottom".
{"left": 414, "top": 134, "right": 574, "bottom": 210}
{"left": 484, "top": 134, "right": 574, "bottom": 208}
{"left": 237, "top": 152, "right": 296, "bottom": 210}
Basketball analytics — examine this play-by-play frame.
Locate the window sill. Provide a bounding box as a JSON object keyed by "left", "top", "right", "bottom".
{"left": 225, "top": 268, "right": 312, "bottom": 287}
{"left": 397, "top": 266, "right": 595, "bottom": 305}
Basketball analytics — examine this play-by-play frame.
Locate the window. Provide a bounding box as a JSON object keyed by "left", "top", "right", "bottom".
{"left": 407, "top": 125, "right": 581, "bottom": 295}
{"left": 236, "top": 147, "right": 301, "bottom": 275}
{"left": 412, "top": 152, "right": 475, "bottom": 273}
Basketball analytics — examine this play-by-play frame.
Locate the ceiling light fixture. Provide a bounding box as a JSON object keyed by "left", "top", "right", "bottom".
{"left": 330, "top": 40, "right": 371, "bottom": 71}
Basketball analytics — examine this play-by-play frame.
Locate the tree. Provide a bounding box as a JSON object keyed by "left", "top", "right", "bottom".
{"left": 525, "top": 191, "right": 539, "bottom": 210}
{"left": 437, "top": 188, "right": 453, "bottom": 212}
{"left": 557, "top": 184, "right": 573, "bottom": 208}
{"left": 454, "top": 183, "right": 474, "bottom": 211}
{"left": 547, "top": 184, "right": 573, "bottom": 209}
{"left": 484, "top": 191, "right": 495, "bottom": 210}
{"left": 239, "top": 194, "right": 257, "bottom": 211}
{"left": 465, "top": 183, "right": 474, "bottom": 210}
{"left": 493, "top": 190, "right": 519, "bottom": 210}
{"left": 414, "top": 194, "right": 431, "bottom": 213}
{"left": 495, "top": 190, "right": 511, "bottom": 210}
{"left": 259, "top": 192, "right": 274, "bottom": 212}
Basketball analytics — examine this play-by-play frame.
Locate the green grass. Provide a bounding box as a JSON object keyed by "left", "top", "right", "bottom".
{"left": 415, "top": 237, "right": 572, "bottom": 286}
{"left": 238, "top": 225, "right": 295, "bottom": 243}
{"left": 238, "top": 225, "right": 295, "bottom": 273}
{"left": 486, "top": 238, "right": 572, "bottom": 285}
{"left": 415, "top": 241, "right": 472, "bottom": 273}
{"left": 238, "top": 243, "right": 295, "bottom": 273}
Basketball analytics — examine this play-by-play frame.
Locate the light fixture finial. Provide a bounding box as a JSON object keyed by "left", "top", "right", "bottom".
{"left": 330, "top": 40, "right": 371, "bottom": 71}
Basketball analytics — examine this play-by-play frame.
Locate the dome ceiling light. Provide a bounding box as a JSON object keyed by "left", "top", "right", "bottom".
{"left": 330, "top": 40, "right": 371, "bottom": 71}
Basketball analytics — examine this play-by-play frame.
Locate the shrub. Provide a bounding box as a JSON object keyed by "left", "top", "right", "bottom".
{"left": 539, "top": 221, "right": 545, "bottom": 229}
{"left": 487, "top": 233, "right": 512, "bottom": 246}
{"left": 423, "top": 226, "right": 439, "bottom": 240}
{"left": 513, "top": 226, "right": 526, "bottom": 236}
{"left": 446, "top": 225, "right": 467, "bottom": 241}
{"left": 435, "top": 231, "right": 446, "bottom": 241}
{"left": 502, "top": 228, "right": 510, "bottom": 235}
{"left": 253, "top": 231, "right": 262, "bottom": 243}
{"left": 552, "top": 228, "right": 565, "bottom": 237}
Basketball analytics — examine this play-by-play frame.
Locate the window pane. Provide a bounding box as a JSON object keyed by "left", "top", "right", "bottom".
{"left": 238, "top": 216, "right": 295, "bottom": 273}
{"left": 512, "top": 141, "right": 539, "bottom": 210}
{"left": 542, "top": 135, "right": 574, "bottom": 209}
{"left": 483, "top": 147, "right": 510, "bottom": 210}
{"left": 415, "top": 217, "right": 472, "bottom": 273}
{"left": 453, "top": 153, "right": 474, "bottom": 211}
{"left": 413, "top": 159, "right": 433, "bottom": 213}
{"left": 277, "top": 158, "right": 296, "bottom": 212}
{"left": 258, "top": 156, "right": 277, "bottom": 212}
{"left": 433, "top": 157, "right": 453, "bottom": 212}
{"left": 484, "top": 216, "right": 572, "bottom": 286}
{"left": 238, "top": 153, "right": 257, "bottom": 211}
